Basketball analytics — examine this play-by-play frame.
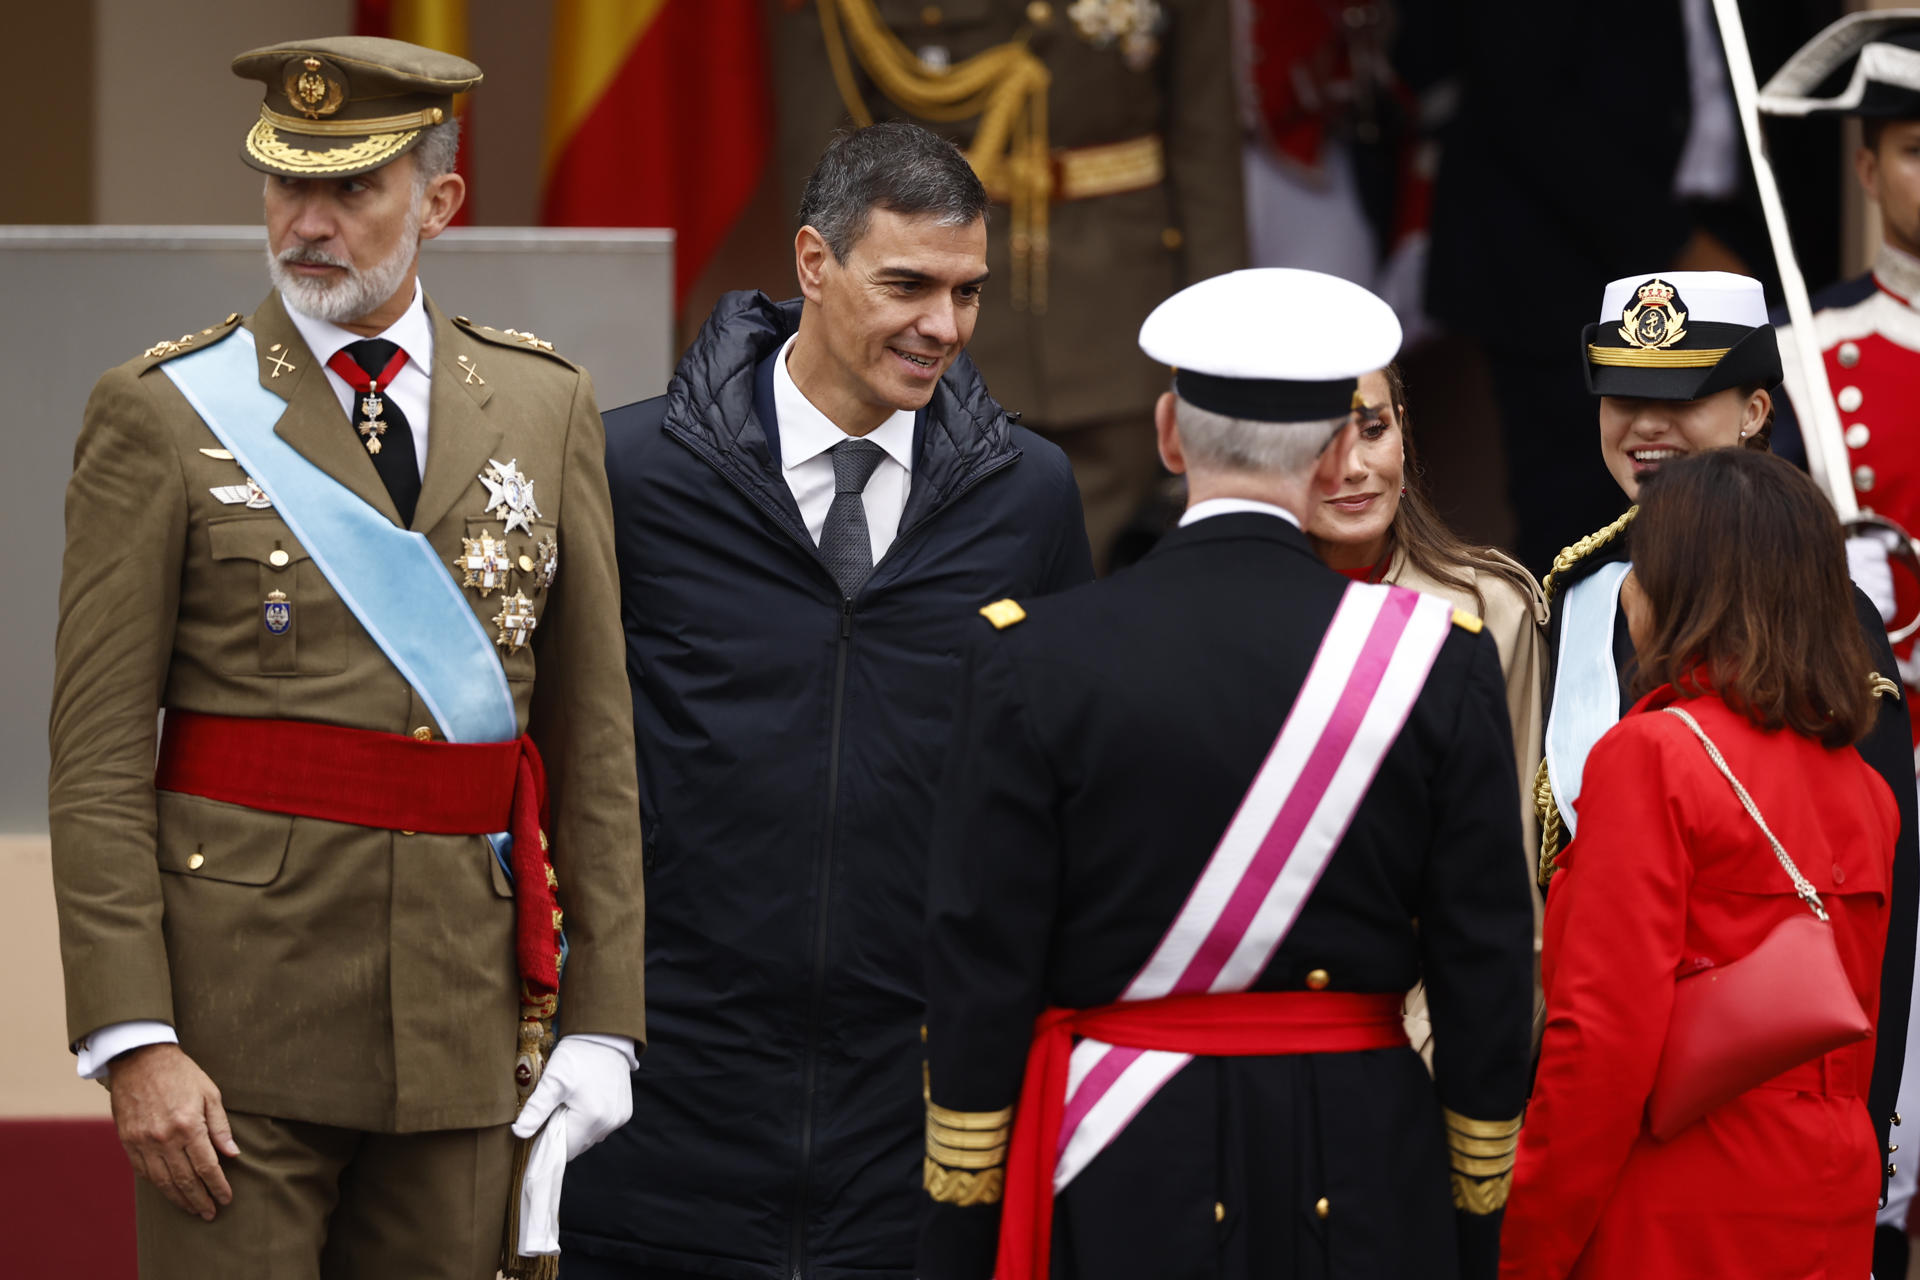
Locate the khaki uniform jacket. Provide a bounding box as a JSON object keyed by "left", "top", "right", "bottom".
{"left": 49, "top": 290, "right": 646, "bottom": 1133}
{"left": 1387, "top": 548, "right": 1548, "bottom": 1055}
{"left": 769, "top": 0, "right": 1248, "bottom": 429}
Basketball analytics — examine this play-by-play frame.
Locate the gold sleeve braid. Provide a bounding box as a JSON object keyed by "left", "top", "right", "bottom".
{"left": 1534, "top": 506, "right": 1637, "bottom": 889}
{"left": 924, "top": 1076, "right": 1013, "bottom": 1206}
{"left": 816, "top": 0, "right": 1053, "bottom": 312}
{"left": 1444, "top": 1108, "right": 1521, "bottom": 1215}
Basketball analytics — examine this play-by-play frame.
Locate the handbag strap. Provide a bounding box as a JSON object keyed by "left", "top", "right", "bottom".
{"left": 1660, "top": 706, "right": 1831, "bottom": 922}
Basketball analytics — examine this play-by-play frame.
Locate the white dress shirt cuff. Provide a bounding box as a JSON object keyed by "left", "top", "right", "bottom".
{"left": 76, "top": 1020, "right": 178, "bottom": 1080}
{"left": 566, "top": 1032, "right": 639, "bottom": 1071}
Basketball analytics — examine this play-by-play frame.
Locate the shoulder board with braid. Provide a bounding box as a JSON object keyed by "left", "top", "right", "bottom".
{"left": 1541, "top": 506, "right": 1637, "bottom": 604}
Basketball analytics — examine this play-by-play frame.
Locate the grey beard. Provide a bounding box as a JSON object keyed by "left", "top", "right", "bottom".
{"left": 268, "top": 210, "right": 420, "bottom": 326}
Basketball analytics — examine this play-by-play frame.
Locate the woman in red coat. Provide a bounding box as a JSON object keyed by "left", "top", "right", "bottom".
{"left": 1500, "top": 449, "right": 1900, "bottom": 1280}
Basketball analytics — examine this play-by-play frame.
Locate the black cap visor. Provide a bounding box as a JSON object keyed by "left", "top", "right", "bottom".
{"left": 1583, "top": 323, "right": 1782, "bottom": 400}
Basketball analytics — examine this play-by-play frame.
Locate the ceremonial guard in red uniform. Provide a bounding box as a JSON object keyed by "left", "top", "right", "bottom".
{"left": 1761, "top": 15, "right": 1920, "bottom": 1271}
{"left": 917, "top": 269, "right": 1534, "bottom": 1280}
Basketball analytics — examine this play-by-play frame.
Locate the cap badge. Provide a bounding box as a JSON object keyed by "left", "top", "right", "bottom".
{"left": 284, "top": 56, "right": 345, "bottom": 120}
{"left": 1619, "top": 278, "right": 1688, "bottom": 351}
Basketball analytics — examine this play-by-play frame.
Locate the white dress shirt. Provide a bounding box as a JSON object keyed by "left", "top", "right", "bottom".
{"left": 773, "top": 335, "right": 915, "bottom": 563}
{"left": 76, "top": 278, "right": 640, "bottom": 1079}
{"left": 285, "top": 278, "right": 435, "bottom": 476}
{"left": 1179, "top": 497, "right": 1303, "bottom": 529}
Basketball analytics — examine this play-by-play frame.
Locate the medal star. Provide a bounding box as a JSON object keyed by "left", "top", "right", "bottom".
{"left": 456, "top": 531, "right": 513, "bottom": 597}
{"left": 492, "top": 591, "right": 538, "bottom": 653}
{"left": 480, "top": 458, "right": 543, "bottom": 535}
{"left": 534, "top": 534, "right": 559, "bottom": 591}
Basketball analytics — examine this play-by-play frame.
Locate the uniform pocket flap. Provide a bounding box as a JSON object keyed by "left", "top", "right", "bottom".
{"left": 1693, "top": 842, "right": 1889, "bottom": 901}
{"left": 155, "top": 789, "right": 294, "bottom": 885}
{"left": 207, "top": 517, "right": 311, "bottom": 567}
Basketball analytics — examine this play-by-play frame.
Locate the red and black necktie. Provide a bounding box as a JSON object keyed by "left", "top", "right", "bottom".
{"left": 327, "top": 339, "right": 421, "bottom": 527}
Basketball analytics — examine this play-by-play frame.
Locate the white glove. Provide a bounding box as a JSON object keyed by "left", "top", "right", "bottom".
{"left": 510, "top": 1035, "right": 634, "bottom": 1161}
{"left": 517, "top": 1109, "right": 567, "bottom": 1256}
{"left": 1847, "top": 532, "right": 1898, "bottom": 625}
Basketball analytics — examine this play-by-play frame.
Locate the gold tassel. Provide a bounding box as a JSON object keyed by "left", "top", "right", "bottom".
{"left": 499, "top": 1012, "right": 558, "bottom": 1280}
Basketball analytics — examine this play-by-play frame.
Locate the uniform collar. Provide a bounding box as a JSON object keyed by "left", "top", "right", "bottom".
{"left": 771, "top": 335, "right": 916, "bottom": 476}
{"left": 283, "top": 277, "right": 434, "bottom": 371}
{"left": 1178, "top": 496, "right": 1303, "bottom": 530}
{"left": 1874, "top": 242, "right": 1920, "bottom": 309}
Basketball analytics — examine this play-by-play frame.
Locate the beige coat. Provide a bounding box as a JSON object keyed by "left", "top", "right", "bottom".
{"left": 49, "top": 291, "right": 646, "bottom": 1133}
{"left": 1386, "top": 547, "right": 1549, "bottom": 1056}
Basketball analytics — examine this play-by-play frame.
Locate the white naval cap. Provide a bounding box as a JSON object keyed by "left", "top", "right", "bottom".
{"left": 1596, "top": 271, "right": 1768, "bottom": 329}
{"left": 1139, "top": 268, "right": 1403, "bottom": 423}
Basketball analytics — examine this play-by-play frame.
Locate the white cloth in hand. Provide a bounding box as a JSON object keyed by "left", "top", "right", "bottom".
{"left": 510, "top": 1035, "right": 634, "bottom": 1161}
{"left": 517, "top": 1108, "right": 567, "bottom": 1256}
{"left": 1847, "top": 532, "right": 1899, "bottom": 624}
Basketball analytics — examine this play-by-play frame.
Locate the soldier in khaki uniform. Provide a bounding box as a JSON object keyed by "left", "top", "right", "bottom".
{"left": 771, "top": 0, "right": 1248, "bottom": 572}
{"left": 48, "top": 37, "right": 646, "bottom": 1280}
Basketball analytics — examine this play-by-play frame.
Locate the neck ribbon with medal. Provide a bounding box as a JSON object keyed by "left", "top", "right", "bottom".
{"left": 325, "top": 346, "right": 409, "bottom": 455}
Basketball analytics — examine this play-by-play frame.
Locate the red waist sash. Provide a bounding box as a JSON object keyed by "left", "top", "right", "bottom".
{"left": 155, "top": 710, "right": 561, "bottom": 998}
{"left": 998, "top": 990, "right": 1407, "bottom": 1280}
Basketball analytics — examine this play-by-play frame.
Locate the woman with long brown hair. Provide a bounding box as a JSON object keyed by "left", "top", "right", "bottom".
{"left": 1304, "top": 363, "right": 1548, "bottom": 1053}
{"left": 1500, "top": 448, "right": 1897, "bottom": 1279}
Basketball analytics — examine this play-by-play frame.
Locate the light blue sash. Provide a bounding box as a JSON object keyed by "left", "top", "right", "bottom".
{"left": 1543, "top": 560, "right": 1631, "bottom": 839}
{"left": 163, "top": 328, "right": 517, "bottom": 746}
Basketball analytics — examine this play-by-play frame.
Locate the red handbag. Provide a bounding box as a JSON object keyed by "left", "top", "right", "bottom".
{"left": 1644, "top": 707, "right": 1873, "bottom": 1141}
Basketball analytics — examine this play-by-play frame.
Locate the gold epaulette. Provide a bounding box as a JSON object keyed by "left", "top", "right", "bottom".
{"left": 980, "top": 599, "right": 1027, "bottom": 630}
{"left": 452, "top": 315, "right": 578, "bottom": 368}
{"left": 136, "top": 313, "right": 244, "bottom": 366}
{"left": 923, "top": 1073, "right": 1012, "bottom": 1206}
{"left": 1541, "top": 507, "right": 1637, "bottom": 604}
{"left": 1451, "top": 608, "right": 1484, "bottom": 634}
{"left": 1443, "top": 1107, "right": 1521, "bottom": 1215}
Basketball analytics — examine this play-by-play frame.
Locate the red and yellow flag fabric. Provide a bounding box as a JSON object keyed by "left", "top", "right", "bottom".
{"left": 541, "top": 0, "right": 771, "bottom": 302}
{"left": 355, "top": 0, "right": 475, "bottom": 226}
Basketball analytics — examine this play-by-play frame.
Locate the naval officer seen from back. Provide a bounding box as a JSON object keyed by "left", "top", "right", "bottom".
{"left": 918, "top": 268, "right": 1536, "bottom": 1280}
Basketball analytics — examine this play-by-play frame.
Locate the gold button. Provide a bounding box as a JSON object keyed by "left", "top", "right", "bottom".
{"left": 412, "top": 726, "right": 433, "bottom": 741}
{"left": 400, "top": 830, "right": 415, "bottom": 837}
{"left": 187, "top": 852, "right": 205, "bottom": 870}
{"left": 1161, "top": 226, "right": 1184, "bottom": 251}
{"left": 519, "top": 554, "right": 536, "bottom": 572}
{"left": 269, "top": 549, "right": 290, "bottom": 567}
{"left": 1026, "top": 0, "right": 1053, "bottom": 24}
{"left": 1214, "top": 1201, "right": 1225, "bottom": 1223}
{"left": 1305, "top": 968, "right": 1330, "bottom": 990}
{"left": 922, "top": 3, "right": 942, "bottom": 23}
{"left": 920, "top": 1024, "right": 929, "bottom": 1042}
{"left": 1315, "top": 1196, "right": 1330, "bottom": 1219}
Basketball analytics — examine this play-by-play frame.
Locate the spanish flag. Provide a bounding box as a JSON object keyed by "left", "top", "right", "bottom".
{"left": 541, "top": 0, "right": 771, "bottom": 302}
{"left": 355, "top": 0, "right": 475, "bottom": 226}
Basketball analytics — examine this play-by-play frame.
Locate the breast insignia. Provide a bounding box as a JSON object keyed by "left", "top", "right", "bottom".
{"left": 1451, "top": 608, "right": 1484, "bottom": 635}
{"left": 980, "top": 599, "right": 1027, "bottom": 630}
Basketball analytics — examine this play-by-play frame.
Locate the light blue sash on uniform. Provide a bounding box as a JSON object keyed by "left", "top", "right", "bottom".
{"left": 163, "top": 327, "right": 516, "bottom": 746}
{"left": 1542, "top": 560, "right": 1631, "bottom": 839}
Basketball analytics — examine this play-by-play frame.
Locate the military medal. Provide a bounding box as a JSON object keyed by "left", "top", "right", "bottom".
{"left": 455, "top": 530, "right": 513, "bottom": 597}
{"left": 492, "top": 591, "right": 538, "bottom": 653}
{"left": 211, "top": 477, "right": 274, "bottom": 509}
{"left": 325, "top": 346, "right": 411, "bottom": 455}
{"left": 533, "top": 533, "right": 559, "bottom": 592}
{"left": 480, "top": 458, "right": 542, "bottom": 535}
{"left": 263, "top": 589, "right": 293, "bottom": 635}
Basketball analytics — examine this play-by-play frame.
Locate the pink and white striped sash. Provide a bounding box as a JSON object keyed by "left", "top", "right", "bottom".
{"left": 1053, "top": 583, "right": 1456, "bottom": 1191}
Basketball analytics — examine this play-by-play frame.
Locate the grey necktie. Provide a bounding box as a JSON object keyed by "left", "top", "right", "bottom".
{"left": 821, "top": 438, "right": 888, "bottom": 598}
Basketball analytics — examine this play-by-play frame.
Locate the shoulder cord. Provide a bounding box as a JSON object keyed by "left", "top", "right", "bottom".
{"left": 1540, "top": 505, "right": 1637, "bottom": 604}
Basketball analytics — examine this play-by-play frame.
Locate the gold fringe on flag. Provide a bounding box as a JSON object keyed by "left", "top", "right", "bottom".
{"left": 816, "top": 0, "right": 1053, "bottom": 311}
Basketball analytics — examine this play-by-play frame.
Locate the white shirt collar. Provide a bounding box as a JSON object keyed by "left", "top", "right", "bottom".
{"left": 773, "top": 335, "right": 916, "bottom": 476}
{"left": 284, "top": 277, "right": 434, "bottom": 372}
{"left": 1179, "top": 497, "right": 1303, "bottom": 529}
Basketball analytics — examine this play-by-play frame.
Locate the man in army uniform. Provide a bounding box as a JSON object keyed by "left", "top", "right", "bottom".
{"left": 918, "top": 268, "right": 1534, "bottom": 1280}
{"left": 49, "top": 37, "right": 646, "bottom": 1279}
{"left": 770, "top": 0, "right": 1248, "bottom": 572}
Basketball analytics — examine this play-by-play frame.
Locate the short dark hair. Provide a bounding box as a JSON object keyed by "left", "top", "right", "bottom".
{"left": 1863, "top": 116, "right": 1920, "bottom": 152}
{"left": 797, "top": 122, "right": 987, "bottom": 261}
{"left": 1630, "top": 448, "right": 1876, "bottom": 746}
